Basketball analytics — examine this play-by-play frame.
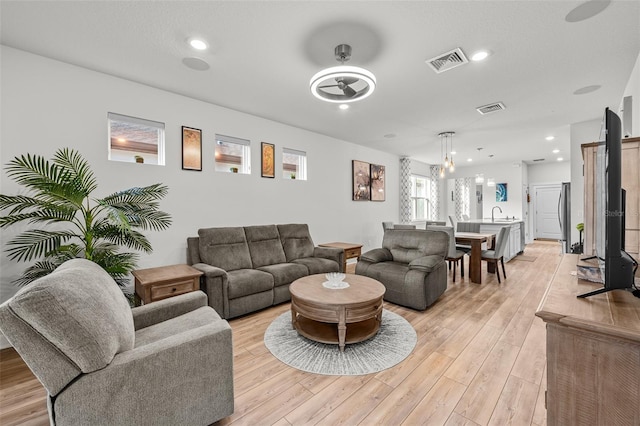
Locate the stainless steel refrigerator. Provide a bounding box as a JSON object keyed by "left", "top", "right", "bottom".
{"left": 558, "top": 182, "right": 571, "bottom": 253}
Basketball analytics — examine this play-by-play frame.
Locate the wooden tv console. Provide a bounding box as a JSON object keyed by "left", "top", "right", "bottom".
{"left": 536, "top": 254, "right": 640, "bottom": 425}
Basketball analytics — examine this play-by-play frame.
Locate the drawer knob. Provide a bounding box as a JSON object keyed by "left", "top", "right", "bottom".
{"left": 171, "top": 287, "right": 177, "bottom": 292}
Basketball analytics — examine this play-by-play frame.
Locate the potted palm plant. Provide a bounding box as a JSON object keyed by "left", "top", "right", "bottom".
{"left": 0, "top": 148, "right": 172, "bottom": 292}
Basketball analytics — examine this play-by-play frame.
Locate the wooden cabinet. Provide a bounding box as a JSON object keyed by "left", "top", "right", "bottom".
{"left": 582, "top": 137, "right": 640, "bottom": 257}
{"left": 133, "top": 264, "right": 202, "bottom": 305}
{"left": 536, "top": 254, "right": 640, "bottom": 425}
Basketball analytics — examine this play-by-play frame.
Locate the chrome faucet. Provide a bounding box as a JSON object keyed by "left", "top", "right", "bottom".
{"left": 492, "top": 206, "right": 503, "bottom": 222}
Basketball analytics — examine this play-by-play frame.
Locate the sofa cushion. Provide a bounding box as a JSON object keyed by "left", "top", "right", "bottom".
{"left": 7, "top": 259, "right": 134, "bottom": 373}
{"left": 277, "top": 224, "right": 315, "bottom": 261}
{"left": 383, "top": 229, "right": 449, "bottom": 264}
{"left": 244, "top": 225, "right": 287, "bottom": 268}
{"left": 227, "top": 269, "right": 274, "bottom": 299}
{"left": 257, "top": 263, "right": 308, "bottom": 287}
{"left": 198, "top": 227, "right": 253, "bottom": 271}
{"left": 293, "top": 257, "right": 340, "bottom": 275}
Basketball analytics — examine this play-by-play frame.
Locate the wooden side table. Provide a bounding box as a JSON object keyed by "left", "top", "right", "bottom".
{"left": 319, "top": 242, "right": 363, "bottom": 273}
{"left": 132, "top": 264, "right": 203, "bottom": 305}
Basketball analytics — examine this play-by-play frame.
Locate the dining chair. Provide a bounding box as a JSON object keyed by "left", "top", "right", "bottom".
{"left": 481, "top": 226, "right": 510, "bottom": 283}
{"left": 427, "top": 225, "right": 465, "bottom": 282}
{"left": 448, "top": 215, "right": 456, "bottom": 227}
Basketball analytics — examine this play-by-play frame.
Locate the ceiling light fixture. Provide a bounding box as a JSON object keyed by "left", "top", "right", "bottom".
{"left": 475, "top": 173, "right": 484, "bottom": 184}
{"left": 557, "top": 157, "right": 564, "bottom": 161}
{"left": 438, "top": 131, "right": 455, "bottom": 176}
{"left": 188, "top": 38, "right": 208, "bottom": 50}
{"left": 546, "top": 136, "right": 555, "bottom": 141}
{"left": 487, "top": 178, "right": 496, "bottom": 187}
{"left": 553, "top": 149, "right": 560, "bottom": 154}
{"left": 310, "top": 44, "right": 376, "bottom": 103}
{"left": 339, "top": 104, "right": 349, "bottom": 110}
{"left": 471, "top": 51, "right": 489, "bottom": 61}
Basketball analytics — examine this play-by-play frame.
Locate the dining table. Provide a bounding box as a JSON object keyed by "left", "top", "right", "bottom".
{"left": 455, "top": 232, "right": 496, "bottom": 284}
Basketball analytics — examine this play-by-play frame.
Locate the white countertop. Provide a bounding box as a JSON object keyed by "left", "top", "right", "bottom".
{"left": 463, "top": 219, "right": 524, "bottom": 224}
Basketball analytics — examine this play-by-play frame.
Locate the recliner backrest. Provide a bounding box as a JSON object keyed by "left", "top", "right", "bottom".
{"left": 382, "top": 229, "right": 448, "bottom": 264}
{"left": 277, "top": 224, "right": 315, "bottom": 261}
{"left": 426, "top": 225, "right": 456, "bottom": 258}
{"left": 0, "top": 259, "right": 135, "bottom": 395}
{"left": 198, "top": 227, "right": 253, "bottom": 270}
{"left": 244, "top": 225, "right": 287, "bottom": 267}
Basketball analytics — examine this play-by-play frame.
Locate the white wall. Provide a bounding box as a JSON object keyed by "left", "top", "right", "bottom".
{"left": 528, "top": 162, "right": 571, "bottom": 185}
{"left": 0, "top": 47, "right": 400, "bottom": 346}
{"left": 444, "top": 162, "right": 525, "bottom": 220}
{"left": 621, "top": 52, "right": 640, "bottom": 137}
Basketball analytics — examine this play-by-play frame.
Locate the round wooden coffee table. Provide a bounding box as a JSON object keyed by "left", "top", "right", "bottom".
{"left": 289, "top": 274, "right": 386, "bottom": 351}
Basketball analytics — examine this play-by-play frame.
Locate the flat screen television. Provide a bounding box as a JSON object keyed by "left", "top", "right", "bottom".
{"left": 578, "top": 108, "right": 637, "bottom": 298}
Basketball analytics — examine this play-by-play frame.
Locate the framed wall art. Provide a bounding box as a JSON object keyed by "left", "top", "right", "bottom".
{"left": 261, "top": 142, "right": 275, "bottom": 178}
{"left": 496, "top": 183, "right": 508, "bottom": 202}
{"left": 181, "top": 126, "right": 202, "bottom": 171}
{"left": 352, "top": 160, "right": 371, "bottom": 201}
{"left": 370, "top": 164, "right": 385, "bottom": 201}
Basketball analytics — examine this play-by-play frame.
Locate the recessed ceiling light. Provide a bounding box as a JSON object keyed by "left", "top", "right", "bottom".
{"left": 546, "top": 136, "right": 555, "bottom": 141}
{"left": 182, "top": 57, "right": 210, "bottom": 71}
{"left": 557, "top": 157, "right": 564, "bottom": 161}
{"left": 467, "top": 158, "right": 473, "bottom": 162}
{"left": 471, "top": 51, "right": 489, "bottom": 61}
{"left": 339, "top": 104, "right": 349, "bottom": 110}
{"left": 451, "top": 150, "right": 457, "bottom": 155}
{"left": 553, "top": 149, "right": 560, "bottom": 154}
{"left": 189, "top": 38, "right": 208, "bottom": 50}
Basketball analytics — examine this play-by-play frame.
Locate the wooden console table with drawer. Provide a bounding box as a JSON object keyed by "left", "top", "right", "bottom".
{"left": 133, "top": 264, "right": 203, "bottom": 305}
{"left": 535, "top": 254, "right": 640, "bottom": 425}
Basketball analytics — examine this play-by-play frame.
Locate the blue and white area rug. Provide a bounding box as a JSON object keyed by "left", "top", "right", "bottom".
{"left": 264, "top": 309, "right": 417, "bottom": 375}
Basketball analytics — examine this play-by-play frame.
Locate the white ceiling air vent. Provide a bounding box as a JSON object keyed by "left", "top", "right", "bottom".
{"left": 426, "top": 48, "right": 469, "bottom": 73}
{"left": 476, "top": 102, "right": 506, "bottom": 115}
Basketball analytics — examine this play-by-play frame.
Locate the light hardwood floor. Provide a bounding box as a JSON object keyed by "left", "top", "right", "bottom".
{"left": 0, "top": 240, "right": 561, "bottom": 425}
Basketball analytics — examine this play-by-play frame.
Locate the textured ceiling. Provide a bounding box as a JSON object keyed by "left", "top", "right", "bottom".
{"left": 1, "top": 1, "right": 639, "bottom": 167}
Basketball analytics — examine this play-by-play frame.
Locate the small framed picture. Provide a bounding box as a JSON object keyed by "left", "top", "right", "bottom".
{"left": 181, "top": 126, "right": 202, "bottom": 171}
{"left": 352, "top": 160, "right": 371, "bottom": 201}
{"left": 370, "top": 164, "right": 385, "bottom": 201}
{"left": 261, "top": 142, "right": 275, "bottom": 178}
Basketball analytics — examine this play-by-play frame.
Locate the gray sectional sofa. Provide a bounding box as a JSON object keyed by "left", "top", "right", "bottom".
{"left": 355, "top": 229, "right": 449, "bottom": 310}
{"left": 187, "top": 224, "right": 343, "bottom": 319}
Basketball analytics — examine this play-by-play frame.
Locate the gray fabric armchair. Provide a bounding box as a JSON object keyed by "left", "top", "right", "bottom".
{"left": 355, "top": 229, "right": 449, "bottom": 310}
{"left": 0, "top": 259, "right": 234, "bottom": 426}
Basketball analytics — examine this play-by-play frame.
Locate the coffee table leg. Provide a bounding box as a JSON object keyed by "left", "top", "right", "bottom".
{"left": 291, "top": 304, "right": 297, "bottom": 329}
{"left": 338, "top": 309, "right": 346, "bottom": 352}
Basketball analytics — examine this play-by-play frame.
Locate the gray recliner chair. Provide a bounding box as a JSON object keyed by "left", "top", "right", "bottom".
{"left": 355, "top": 229, "right": 449, "bottom": 310}
{"left": 0, "top": 259, "right": 234, "bottom": 426}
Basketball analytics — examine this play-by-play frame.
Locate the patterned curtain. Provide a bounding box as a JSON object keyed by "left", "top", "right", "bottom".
{"left": 429, "top": 165, "right": 440, "bottom": 220}
{"left": 399, "top": 158, "right": 412, "bottom": 223}
{"left": 454, "top": 177, "right": 473, "bottom": 220}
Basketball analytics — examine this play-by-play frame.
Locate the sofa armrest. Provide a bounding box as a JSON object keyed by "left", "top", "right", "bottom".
{"left": 57, "top": 313, "right": 234, "bottom": 424}
{"left": 360, "top": 248, "right": 393, "bottom": 263}
{"left": 313, "top": 246, "right": 344, "bottom": 267}
{"left": 408, "top": 255, "right": 444, "bottom": 273}
{"left": 132, "top": 291, "right": 208, "bottom": 330}
{"left": 191, "top": 263, "right": 229, "bottom": 318}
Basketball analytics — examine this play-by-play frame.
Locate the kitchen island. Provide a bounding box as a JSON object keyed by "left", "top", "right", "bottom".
{"left": 459, "top": 219, "right": 525, "bottom": 261}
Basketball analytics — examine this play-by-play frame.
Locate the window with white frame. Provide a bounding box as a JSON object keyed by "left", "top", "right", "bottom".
{"left": 108, "top": 113, "right": 165, "bottom": 165}
{"left": 282, "top": 148, "right": 307, "bottom": 180}
{"left": 411, "top": 175, "right": 431, "bottom": 221}
{"left": 214, "top": 134, "right": 251, "bottom": 174}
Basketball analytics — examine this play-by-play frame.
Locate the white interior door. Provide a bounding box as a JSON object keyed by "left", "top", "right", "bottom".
{"left": 534, "top": 185, "right": 562, "bottom": 239}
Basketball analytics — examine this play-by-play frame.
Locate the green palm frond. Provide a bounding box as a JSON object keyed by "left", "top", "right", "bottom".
{"left": 13, "top": 260, "right": 62, "bottom": 287}
{"left": 93, "top": 221, "right": 152, "bottom": 252}
{"left": 6, "top": 229, "right": 79, "bottom": 262}
{"left": 0, "top": 194, "right": 78, "bottom": 221}
{"left": 101, "top": 183, "right": 169, "bottom": 206}
{"left": 53, "top": 148, "right": 98, "bottom": 195}
{"left": 5, "top": 153, "right": 84, "bottom": 206}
